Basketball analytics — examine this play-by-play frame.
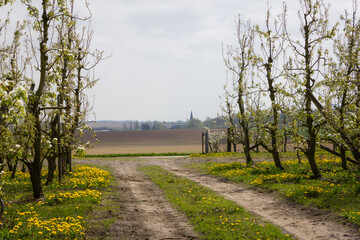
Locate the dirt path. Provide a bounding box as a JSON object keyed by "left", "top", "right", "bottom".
{"left": 78, "top": 157, "right": 360, "bottom": 240}
{"left": 81, "top": 158, "right": 198, "bottom": 240}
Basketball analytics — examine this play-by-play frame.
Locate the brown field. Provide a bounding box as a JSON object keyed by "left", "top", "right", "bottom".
{"left": 82, "top": 129, "right": 206, "bottom": 154}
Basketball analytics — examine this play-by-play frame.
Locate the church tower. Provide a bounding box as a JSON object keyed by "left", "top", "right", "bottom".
{"left": 190, "top": 111, "right": 193, "bottom": 120}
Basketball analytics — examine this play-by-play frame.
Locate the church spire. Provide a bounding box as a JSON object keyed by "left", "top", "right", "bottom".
{"left": 190, "top": 111, "right": 193, "bottom": 120}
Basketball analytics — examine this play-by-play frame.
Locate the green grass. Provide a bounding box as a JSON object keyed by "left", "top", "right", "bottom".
{"left": 190, "top": 150, "right": 335, "bottom": 160}
{"left": 84, "top": 152, "right": 193, "bottom": 158}
{"left": 191, "top": 156, "right": 360, "bottom": 226}
{"left": 85, "top": 169, "right": 122, "bottom": 239}
{"left": 0, "top": 165, "right": 112, "bottom": 239}
{"left": 140, "top": 165, "right": 294, "bottom": 240}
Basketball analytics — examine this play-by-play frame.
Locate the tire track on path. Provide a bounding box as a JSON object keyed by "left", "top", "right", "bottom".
{"left": 111, "top": 161, "right": 198, "bottom": 240}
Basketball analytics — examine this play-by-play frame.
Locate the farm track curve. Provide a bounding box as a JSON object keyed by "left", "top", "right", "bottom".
{"left": 77, "top": 157, "right": 360, "bottom": 240}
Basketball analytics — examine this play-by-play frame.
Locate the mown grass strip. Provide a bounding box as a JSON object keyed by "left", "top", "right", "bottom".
{"left": 84, "top": 152, "right": 194, "bottom": 158}
{"left": 140, "top": 165, "right": 294, "bottom": 240}
{"left": 189, "top": 150, "right": 335, "bottom": 159}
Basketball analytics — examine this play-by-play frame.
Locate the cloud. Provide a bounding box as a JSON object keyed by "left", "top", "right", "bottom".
{"left": 84, "top": 0, "right": 357, "bottom": 121}
{"left": 2, "top": 0, "right": 354, "bottom": 122}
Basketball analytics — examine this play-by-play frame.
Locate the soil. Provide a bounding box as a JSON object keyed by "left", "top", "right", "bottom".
{"left": 87, "top": 129, "right": 204, "bottom": 144}
{"left": 77, "top": 157, "right": 360, "bottom": 240}
{"left": 82, "top": 129, "right": 206, "bottom": 154}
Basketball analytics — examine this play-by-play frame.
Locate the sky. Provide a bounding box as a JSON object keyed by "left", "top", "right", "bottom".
{"left": 3, "top": 0, "right": 355, "bottom": 122}
{"left": 87, "top": 0, "right": 289, "bottom": 122}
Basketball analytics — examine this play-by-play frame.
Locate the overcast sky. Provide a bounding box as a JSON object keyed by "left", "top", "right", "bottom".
{"left": 17, "top": 0, "right": 356, "bottom": 122}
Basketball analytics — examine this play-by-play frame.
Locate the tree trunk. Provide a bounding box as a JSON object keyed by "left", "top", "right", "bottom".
{"left": 243, "top": 124, "right": 253, "bottom": 166}
{"left": 25, "top": 0, "right": 49, "bottom": 200}
{"left": 305, "top": 94, "right": 321, "bottom": 179}
{"left": 46, "top": 114, "right": 59, "bottom": 185}
{"left": 304, "top": 20, "right": 320, "bottom": 179}
{"left": 10, "top": 159, "right": 18, "bottom": 179}
{"left": 30, "top": 117, "right": 45, "bottom": 199}
{"left": 45, "top": 156, "right": 56, "bottom": 185}
{"left": 269, "top": 73, "right": 283, "bottom": 169}
{"left": 67, "top": 147, "right": 72, "bottom": 172}
{"left": 227, "top": 128, "right": 232, "bottom": 152}
{"left": 6, "top": 159, "right": 13, "bottom": 173}
{"left": 272, "top": 150, "right": 283, "bottom": 170}
{"left": 238, "top": 94, "right": 253, "bottom": 166}
{"left": 26, "top": 154, "right": 44, "bottom": 199}
{"left": 270, "top": 124, "right": 283, "bottom": 169}
{"left": 340, "top": 145, "right": 348, "bottom": 170}
{"left": 306, "top": 90, "right": 321, "bottom": 178}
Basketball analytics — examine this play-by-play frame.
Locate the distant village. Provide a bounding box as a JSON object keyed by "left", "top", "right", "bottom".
{"left": 88, "top": 112, "right": 226, "bottom": 132}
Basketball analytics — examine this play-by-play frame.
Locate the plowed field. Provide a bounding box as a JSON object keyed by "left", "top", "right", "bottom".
{"left": 83, "top": 129, "right": 206, "bottom": 154}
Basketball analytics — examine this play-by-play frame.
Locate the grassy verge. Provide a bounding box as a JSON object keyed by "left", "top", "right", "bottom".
{"left": 140, "top": 165, "right": 294, "bottom": 240}
{"left": 84, "top": 152, "right": 193, "bottom": 158}
{"left": 190, "top": 150, "right": 335, "bottom": 160}
{"left": 0, "top": 165, "right": 111, "bottom": 239}
{"left": 85, "top": 167, "right": 122, "bottom": 239}
{"left": 190, "top": 154, "right": 360, "bottom": 226}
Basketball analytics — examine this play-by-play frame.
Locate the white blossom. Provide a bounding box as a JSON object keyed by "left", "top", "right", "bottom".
{"left": 2, "top": 80, "right": 9, "bottom": 87}
{"left": 15, "top": 84, "right": 26, "bottom": 93}
{"left": 16, "top": 99, "right": 24, "bottom": 107}
{"left": 77, "top": 146, "right": 85, "bottom": 150}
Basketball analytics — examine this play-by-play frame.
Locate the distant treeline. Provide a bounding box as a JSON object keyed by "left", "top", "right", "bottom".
{"left": 87, "top": 117, "right": 227, "bottom": 131}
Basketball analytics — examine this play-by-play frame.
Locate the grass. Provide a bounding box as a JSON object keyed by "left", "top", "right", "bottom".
{"left": 140, "top": 165, "right": 294, "bottom": 240}
{"left": 85, "top": 168, "right": 122, "bottom": 239}
{"left": 190, "top": 153, "right": 360, "bottom": 226}
{"left": 0, "top": 165, "right": 111, "bottom": 239}
{"left": 84, "top": 152, "right": 194, "bottom": 158}
{"left": 189, "top": 150, "right": 335, "bottom": 160}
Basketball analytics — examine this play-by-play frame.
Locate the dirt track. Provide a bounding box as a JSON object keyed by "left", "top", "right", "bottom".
{"left": 78, "top": 157, "right": 360, "bottom": 240}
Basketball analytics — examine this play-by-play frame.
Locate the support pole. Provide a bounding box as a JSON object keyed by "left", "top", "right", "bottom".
{"left": 205, "top": 130, "right": 209, "bottom": 154}
{"left": 202, "top": 133, "right": 205, "bottom": 154}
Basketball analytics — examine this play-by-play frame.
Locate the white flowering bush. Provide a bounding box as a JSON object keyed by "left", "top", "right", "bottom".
{"left": 0, "top": 80, "right": 28, "bottom": 121}
{"left": 74, "top": 145, "right": 86, "bottom": 157}
{"left": 0, "top": 79, "right": 30, "bottom": 165}
{"left": 205, "top": 127, "right": 227, "bottom": 153}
